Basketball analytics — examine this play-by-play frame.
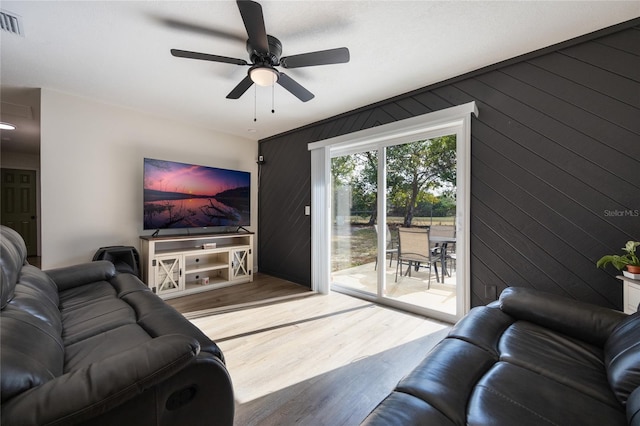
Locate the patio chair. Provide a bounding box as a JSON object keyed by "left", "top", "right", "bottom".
{"left": 395, "top": 227, "right": 440, "bottom": 288}
{"left": 374, "top": 223, "right": 398, "bottom": 270}
{"left": 429, "top": 225, "right": 456, "bottom": 277}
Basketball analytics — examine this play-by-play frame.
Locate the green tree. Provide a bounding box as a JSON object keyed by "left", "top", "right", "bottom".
{"left": 331, "top": 152, "right": 378, "bottom": 225}
{"left": 331, "top": 136, "right": 455, "bottom": 228}
{"left": 387, "top": 135, "right": 456, "bottom": 227}
{"left": 353, "top": 151, "right": 378, "bottom": 225}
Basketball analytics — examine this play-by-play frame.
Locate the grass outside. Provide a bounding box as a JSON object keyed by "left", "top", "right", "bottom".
{"left": 332, "top": 217, "right": 454, "bottom": 271}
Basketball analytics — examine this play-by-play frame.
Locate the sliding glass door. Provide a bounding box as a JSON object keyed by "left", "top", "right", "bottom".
{"left": 330, "top": 149, "right": 379, "bottom": 296}
{"left": 383, "top": 136, "right": 457, "bottom": 315}
{"left": 330, "top": 135, "right": 458, "bottom": 318}
{"left": 311, "top": 102, "right": 477, "bottom": 322}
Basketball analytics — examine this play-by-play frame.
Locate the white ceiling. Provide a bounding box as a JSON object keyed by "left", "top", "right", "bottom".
{"left": 1, "top": 1, "right": 638, "bottom": 154}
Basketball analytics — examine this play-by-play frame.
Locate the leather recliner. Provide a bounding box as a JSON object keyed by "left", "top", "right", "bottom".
{"left": 362, "top": 286, "right": 640, "bottom": 425}
{"left": 0, "top": 226, "right": 234, "bottom": 425}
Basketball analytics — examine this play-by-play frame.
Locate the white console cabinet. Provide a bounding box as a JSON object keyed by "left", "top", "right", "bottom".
{"left": 140, "top": 232, "right": 253, "bottom": 299}
{"left": 618, "top": 275, "right": 640, "bottom": 314}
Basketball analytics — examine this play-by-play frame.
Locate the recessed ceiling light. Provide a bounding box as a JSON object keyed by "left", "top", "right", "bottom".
{"left": 0, "top": 122, "right": 16, "bottom": 130}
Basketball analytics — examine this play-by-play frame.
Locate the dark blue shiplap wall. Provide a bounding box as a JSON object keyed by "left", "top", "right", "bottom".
{"left": 259, "top": 19, "right": 640, "bottom": 309}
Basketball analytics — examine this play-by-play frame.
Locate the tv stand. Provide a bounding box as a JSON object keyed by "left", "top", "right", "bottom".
{"left": 140, "top": 232, "right": 253, "bottom": 299}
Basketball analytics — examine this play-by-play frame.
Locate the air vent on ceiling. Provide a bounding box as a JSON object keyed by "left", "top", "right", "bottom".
{"left": 0, "top": 10, "right": 24, "bottom": 36}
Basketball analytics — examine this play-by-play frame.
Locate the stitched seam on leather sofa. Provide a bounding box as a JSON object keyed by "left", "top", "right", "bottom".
{"left": 2, "top": 315, "right": 65, "bottom": 352}
{"left": 500, "top": 356, "right": 622, "bottom": 410}
{"left": 476, "top": 384, "right": 560, "bottom": 426}
{"left": 117, "top": 288, "right": 150, "bottom": 298}
{"left": 393, "top": 389, "right": 453, "bottom": 424}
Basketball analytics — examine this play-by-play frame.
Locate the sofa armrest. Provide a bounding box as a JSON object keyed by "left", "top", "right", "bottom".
{"left": 499, "top": 287, "right": 627, "bottom": 347}
{"left": 1, "top": 334, "right": 199, "bottom": 426}
{"left": 45, "top": 260, "right": 117, "bottom": 291}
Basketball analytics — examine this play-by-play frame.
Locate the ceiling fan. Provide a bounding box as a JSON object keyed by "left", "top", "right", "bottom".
{"left": 170, "top": 0, "right": 350, "bottom": 102}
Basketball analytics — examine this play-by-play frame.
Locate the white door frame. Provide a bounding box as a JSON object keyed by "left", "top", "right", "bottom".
{"left": 309, "top": 102, "right": 478, "bottom": 322}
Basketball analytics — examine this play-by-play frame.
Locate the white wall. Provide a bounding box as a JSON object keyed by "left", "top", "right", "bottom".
{"left": 40, "top": 89, "right": 258, "bottom": 269}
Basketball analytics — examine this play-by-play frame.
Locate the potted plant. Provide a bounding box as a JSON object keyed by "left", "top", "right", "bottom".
{"left": 597, "top": 240, "right": 640, "bottom": 277}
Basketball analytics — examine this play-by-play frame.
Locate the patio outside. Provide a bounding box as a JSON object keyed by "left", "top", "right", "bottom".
{"left": 331, "top": 218, "right": 456, "bottom": 315}
{"left": 330, "top": 136, "right": 458, "bottom": 316}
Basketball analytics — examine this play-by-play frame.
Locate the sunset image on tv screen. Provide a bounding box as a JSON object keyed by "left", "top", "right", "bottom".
{"left": 143, "top": 158, "right": 250, "bottom": 229}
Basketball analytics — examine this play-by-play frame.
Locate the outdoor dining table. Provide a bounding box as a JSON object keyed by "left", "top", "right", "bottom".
{"left": 430, "top": 235, "right": 456, "bottom": 283}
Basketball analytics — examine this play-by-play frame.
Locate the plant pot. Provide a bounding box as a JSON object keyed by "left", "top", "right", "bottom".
{"left": 627, "top": 265, "right": 640, "bottom": 274}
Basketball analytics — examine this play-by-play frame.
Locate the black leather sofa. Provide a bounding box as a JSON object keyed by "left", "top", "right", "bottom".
{"left": 0, "top": 226, "right": 234, "bottom": 425}
{"left": 362, "top": 287, "right": 640, "bottom": 425}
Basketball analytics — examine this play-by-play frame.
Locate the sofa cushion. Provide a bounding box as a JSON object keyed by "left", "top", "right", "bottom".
{"left": 468, "top": 362, "right": 627, "bottom": 425}
{"left": 1, "top": 293, "right": 64, "bottom": 402}
{"left": 395, "top": 338, "right": 497, "bottom": 425}
{"left": 46, "top": 260, "right": 117, "bottom": 292}
{"left": 7, "top": 266, "right": 61, "bottom": 333}
{"left": 362, "top": 391, "right": 455, "bottom": 426}
{"left": 0, "top": 226, "right": 28, "bottom": 308}
{"left": 64, "top": 324, "right": 152, "bottom": 372}
{"left": 1, "top": 261, "right": 65, "bottom": 402}
{"left": 122, "top": 290, "right": 225, "bottom": 361}
{"left": 58, "top": 279, "right": 116, "bottom": 310}
{"left": 59, "top": 281, "right": 137, "bottom": 346}
{"left": 605, "top": 312, "right": 640, "bottom": 405}
{"left": 499, "top": 321, "right": 617, "bottom": 407}
{"left": 447, "top": 305, "right": 514, "bottom": 355}
{"left": 499, "top": 286, "right": 626, "bottom": 347}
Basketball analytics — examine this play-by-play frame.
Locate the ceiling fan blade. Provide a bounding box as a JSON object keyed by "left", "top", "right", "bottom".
{"left": 226, "top": 75, "right": 254, "bottom": 99}
{"left": 280, "top": 47, "right": 350, "bottom": 69}
{"left": 236, "top": 0, "right": 269, "bottom": 54}
{"left": 158, "top": 17, "right": 246, "bottom": 43}
{"left": 277, "top": 73, "right": 314, "bottom": 102}
{"left": 171, "top": 49, "right": 248, "bottom": 66}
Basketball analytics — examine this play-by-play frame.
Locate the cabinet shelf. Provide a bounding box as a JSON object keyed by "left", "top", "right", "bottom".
{"left": 140, "top": 232, "right": 253, "bottom": 299}
{"left": 186, "top": 262, "right": 228, "bottom": 274}
{"left": 155, "top": 245, "right": 237, "bottom": 256}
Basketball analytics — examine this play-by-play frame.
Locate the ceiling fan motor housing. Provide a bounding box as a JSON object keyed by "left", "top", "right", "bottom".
{"left": 247, "top": 35, "right": 282, "bottom": 65}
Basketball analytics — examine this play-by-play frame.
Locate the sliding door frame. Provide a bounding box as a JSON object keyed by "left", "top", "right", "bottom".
{"left": 310, "top": 102, "right": 478, "bottom": 322}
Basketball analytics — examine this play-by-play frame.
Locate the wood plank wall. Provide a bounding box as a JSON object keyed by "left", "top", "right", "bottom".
{"left": 259, "top": 19, "right": 640, "bottom": 309}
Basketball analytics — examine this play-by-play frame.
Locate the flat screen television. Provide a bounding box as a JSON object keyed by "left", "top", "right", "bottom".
{"left": 143, "top": 158, "right": 250, "bottom": 230}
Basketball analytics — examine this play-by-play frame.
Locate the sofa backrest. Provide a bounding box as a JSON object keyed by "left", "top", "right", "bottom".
{"left": 605, "top": 312, "right": 640, "bottom": 406}
{"left": 1, "top": 226, "right": 64, "bottom": 403}
{"left": 0, "top": 226, "right": 28, "bottom": 309}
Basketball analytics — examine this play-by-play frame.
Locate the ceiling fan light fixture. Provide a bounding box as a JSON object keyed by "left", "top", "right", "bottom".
{"left": 250, "top": 66, "right": 278, "bottom": 87}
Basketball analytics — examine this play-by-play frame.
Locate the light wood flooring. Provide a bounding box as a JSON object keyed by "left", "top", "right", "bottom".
{"left": 185, "top": 283, "right": 451, "bottom": 425}
{"left": 166, "top": 273, "right": 313, "bottom": 318}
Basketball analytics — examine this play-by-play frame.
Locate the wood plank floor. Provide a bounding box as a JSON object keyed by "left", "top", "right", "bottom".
{"left": 165, "top": 273, "right": 313, "bottom": 317}
{"left": 186, "top": 285, "right": 452, "bottom": 425}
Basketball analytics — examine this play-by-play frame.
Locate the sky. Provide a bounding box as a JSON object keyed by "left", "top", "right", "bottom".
{"left": 144, "top": 158, "right": 249, "bottom": 196}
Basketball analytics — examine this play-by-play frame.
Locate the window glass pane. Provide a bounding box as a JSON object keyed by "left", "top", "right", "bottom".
{"left": 384, "top": 136, "right": 457, "bottom": 315}
{"left": 331, "top": 150, "right": 378, "bottom": 295}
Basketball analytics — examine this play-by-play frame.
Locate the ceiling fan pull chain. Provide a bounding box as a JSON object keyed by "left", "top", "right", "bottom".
{"left": 272, "top": 83, "right": 275, "bottom": 114}
{"left": 254, "top": 84, "right": 257, "bottom": 122}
